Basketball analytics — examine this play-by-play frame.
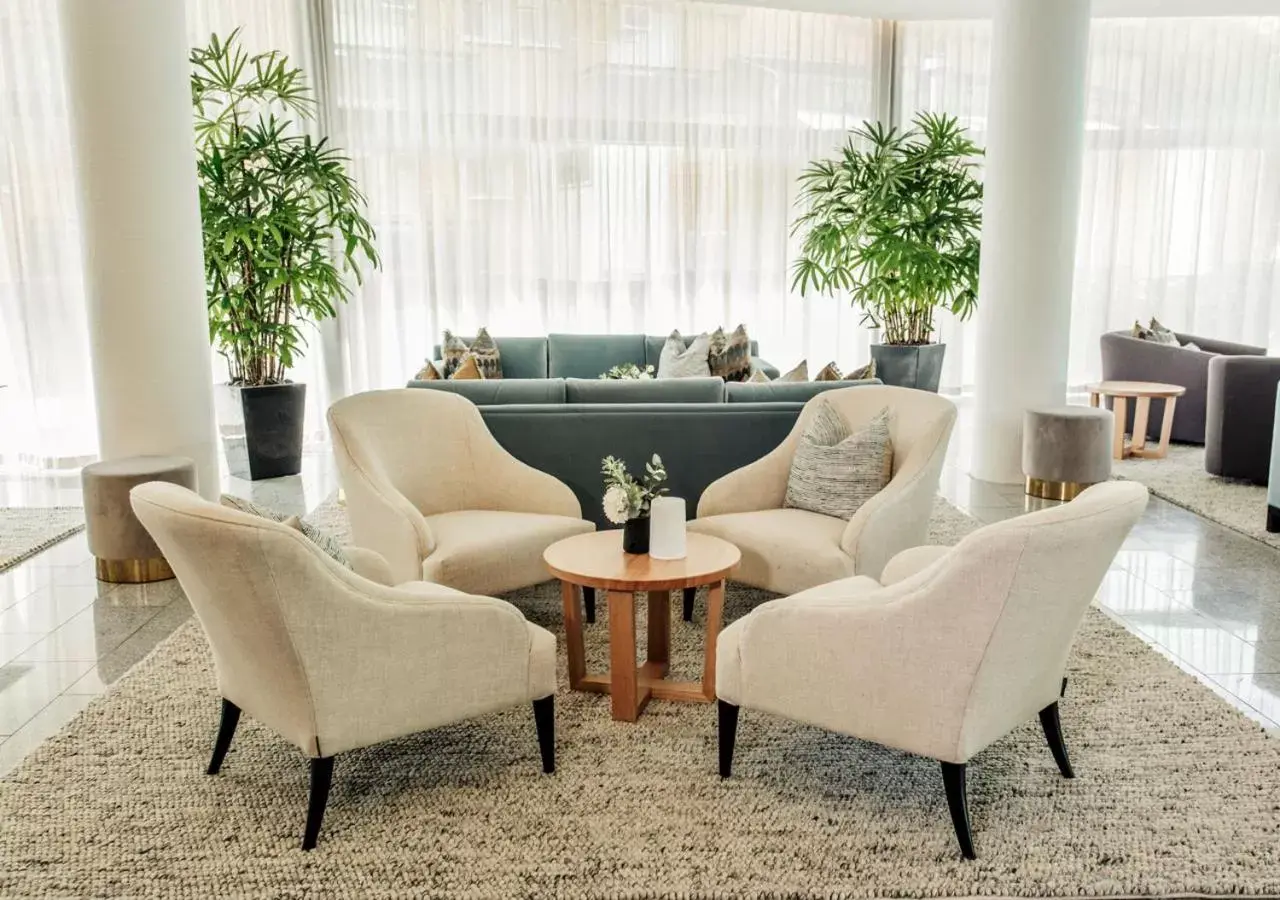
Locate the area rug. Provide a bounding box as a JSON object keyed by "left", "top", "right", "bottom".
{"left": 0, "top": 507, "right": 84, "bottom": 573}
{"left": 1114, "top": 444, "right": 1279, "bottom": 549}
{"left": 2, "top": 500, "right": 1279, "bottom": 898}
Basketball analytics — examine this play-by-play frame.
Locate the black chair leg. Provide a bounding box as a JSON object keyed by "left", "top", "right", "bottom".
{"left": 940, "top": 762, "right": 976, "bottom": 860}
{"left": 207, "top": 698, "right": 241, "bottom": 775}
{"left": 533, "top": 695, "right": 555, "bottom": 774}
{"left": 1039, "top": 701, "right": 1075, "bottom": 779}
{"left": 302, "top": 756, "right": 334, "bottom": 851}
{"left": 583, "top": 587, "right": 596, "bottom": 624}
{"left": 717, "top": 700, "right": 739, "bottom": 778}
{"left": 683, "top": 587, "right": 696, "bottom": 622}
{"left": 1060, "top": 675, "right": 1068, "bottom": 697}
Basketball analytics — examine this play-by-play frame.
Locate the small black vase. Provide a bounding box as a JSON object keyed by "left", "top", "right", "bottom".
{"left": 622, "top": 516, "right": 650, "bottom": 554}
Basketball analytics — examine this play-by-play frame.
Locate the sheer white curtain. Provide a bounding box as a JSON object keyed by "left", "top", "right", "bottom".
{"left": 895, "top": 16, "right": 1280, "bottom": 388}
{"left": 0, "top": 1, "right": 95, "bottom": 469}
{"left": 323, "top": 0, "right": 890, "bottom": 390}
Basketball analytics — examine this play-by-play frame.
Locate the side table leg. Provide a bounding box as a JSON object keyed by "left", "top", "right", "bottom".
{"left": 1131, "top": 397, "right": 1151, "bottom": 455}
{"left": 560, "top": 580, "right": 585, "bottom": 690}
{"left": 1155, "top": 396, "right": 1178, "bottom": 459}
{"left": 1112, "top": 395, "right": 1128, "bottom": 460}
{"left": 608, "top": 590, "right": 640, "bottom": 722}
{"left": 647, "top": 589, "right": 671, "bottom": 674}
{"left": 701, "top": 580, "right": 726, "bottom": 700}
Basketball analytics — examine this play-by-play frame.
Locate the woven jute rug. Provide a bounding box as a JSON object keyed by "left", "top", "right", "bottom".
{"left": 1115, "top": 444, "right": 1279, "bottom": 550}
{"left": 0, "top": 507, "right": 83, "bottom": 572}
{"left": 1, "top": 500, "right": 1279, "bottom": 897}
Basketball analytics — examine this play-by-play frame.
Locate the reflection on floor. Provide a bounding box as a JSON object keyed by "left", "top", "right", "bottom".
{"left": 2, "top": 412, "right": 1278, "bottom": 776}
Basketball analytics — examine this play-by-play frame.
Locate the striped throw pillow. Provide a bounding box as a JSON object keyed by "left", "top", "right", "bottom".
{"left": 784, "top": 403, "right": 893, "bottom": 520}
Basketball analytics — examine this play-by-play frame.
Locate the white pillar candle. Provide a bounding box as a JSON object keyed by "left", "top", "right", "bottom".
{"left": 649, "top": 496, "right": 687, "bottom": 560}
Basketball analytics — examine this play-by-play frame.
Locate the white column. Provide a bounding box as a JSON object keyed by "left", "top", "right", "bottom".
{"left": 971, "top": 0, "right": 1091, "bottom": 484}
{"left": 60, "top": 0, "right": 219, "bottom": 498}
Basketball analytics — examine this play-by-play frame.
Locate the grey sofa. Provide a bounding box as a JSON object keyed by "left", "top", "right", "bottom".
{"left": 1099, "top": 330, "right": 1268, "bottom": 444}
{"left": 405, "top": 376, "right": 878, "bottom": 526}
{"left": 430, "top": 333, "right": 781, "bottom": 381}
{"left": 1205, "top": 355, "right": 1280, "bottom": 484}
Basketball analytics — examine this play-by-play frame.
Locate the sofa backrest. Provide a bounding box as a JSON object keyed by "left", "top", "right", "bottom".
{"left": 479, "top": 402, "right": 802, "bottom": 528}
{"left": 405, "top": 378, "right": 566, "bottom": 404}
{"left": 548, "top": 334, "right": 647, "bottom": 379}
{"left": 724, "top": 379, "right": 880, "bottom": 403}
{"left": 564, "top": 377, "right": 723, "bottom": 404}
{"left": 430, "top": 336, "right": 550, "bottom": 379}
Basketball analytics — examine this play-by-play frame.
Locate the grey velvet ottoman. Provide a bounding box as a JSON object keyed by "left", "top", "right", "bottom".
{"left": 81, "top": 455, "right": 196, "bottom": 582}
{"left": 1022, "top": 407, "right": 1113, "bottom": 500}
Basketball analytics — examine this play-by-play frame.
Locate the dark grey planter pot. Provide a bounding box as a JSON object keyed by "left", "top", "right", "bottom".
{"left": 869, "top": 343, "right": 947, "bottom": 392}
{"left": 217, "top": 383, "right": 306, "bottom": 480}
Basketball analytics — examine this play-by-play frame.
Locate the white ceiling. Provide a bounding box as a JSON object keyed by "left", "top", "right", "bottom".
{"left": 713, "top": 0, "right": 1280, "bottom": 19}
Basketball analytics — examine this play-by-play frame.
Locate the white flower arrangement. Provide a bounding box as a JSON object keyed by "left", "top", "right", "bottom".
{"left": 599, "top": 363, "right": 655, "bottom": 380}
{"left": 601, "top": 454, "right": 668, "bottom": 523}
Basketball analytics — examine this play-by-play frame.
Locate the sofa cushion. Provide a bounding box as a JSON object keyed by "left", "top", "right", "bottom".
{"left": 645, "top": 333, "right": 761, "bottom": 368}
{"left": 548, "top": 334, "right": 647, "bottom": 379}
{"left": 451, "top": 354, "right": 485, "bottom": 380}
{"left": 432, "top": 336, "right": 549, "bottom": 379}
{"left": 725, "top": 379, "right": 880, "bottom": 403}
{"left": 406, "top": 378, "right": 567, "bottom": 404}
{"left": 565, "top": 377, "right": 724, "bottom": 404}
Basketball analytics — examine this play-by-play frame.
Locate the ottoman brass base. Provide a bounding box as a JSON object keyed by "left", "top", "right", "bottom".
{"left": 95, "top": 557, "right": 175, "bottom": 584}
{"left": 1025, "top": 477, "right": 1095, "bottom": 502}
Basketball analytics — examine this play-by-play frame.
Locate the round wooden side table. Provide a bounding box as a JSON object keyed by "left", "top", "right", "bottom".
{"left": 1087, "top": 380, "right": 1187, "bottom": 461}
{"left": 544, "top": 530, "right": 740, "bottom": 723}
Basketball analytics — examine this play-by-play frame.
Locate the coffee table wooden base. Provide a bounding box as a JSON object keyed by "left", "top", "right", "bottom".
{"left": 558, "top": 581, "right": 725, "bottom": 722}
{"left": 1088, "top": 381, "right": 1186, "bottom": 461}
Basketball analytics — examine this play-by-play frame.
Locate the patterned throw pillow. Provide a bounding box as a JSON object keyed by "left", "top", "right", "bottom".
{"left": 219, "top": 494, "right": 287, "bottom": 522}
{"left": 778, "top": 360, "right": 808, "bottom": 382}
{"left": 441, "top": 328, "right": 503, "bottom": 378}
{"left": 1131, "top": 319, "right": 1179, "bottom": 346}
{"left": 784, "top": 403, "right": 893, "bottom": 520}
{"left": 846, "top": 358, "right": 877, "bottom": 380}
{"left": 747, "top": 369, "right": 771, "bottom": 383}
{"left": 450, "top": 354, "right": 485, "bottom": 380}
{"left": 657, "top": 330, "right": 712, "bottom": 379}
{"left": 283, "top": 516, "right": 351, "bottom": 569}
{"left": 813, "top": 362, "right": 843, "bottom": 382}
{"left": 413, "top": 360, "right": 442, "bottom": 381}
{"left": 708, "top": 324, "right": 752, "bottom": 383}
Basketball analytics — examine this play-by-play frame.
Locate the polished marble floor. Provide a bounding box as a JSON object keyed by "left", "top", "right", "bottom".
{"left": 1, "top": 403, "right": 1278, "bottom": 777}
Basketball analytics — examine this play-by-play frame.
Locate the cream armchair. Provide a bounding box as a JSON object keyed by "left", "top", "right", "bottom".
{"left": 715, "top": 481, "right": 1149, "bottom": 859}
{"left": 688, "top": 386, "right": 956, "bottom": 602}
{"left": 327, "top": 389, "right": 594, "bottom": 592}
{"left": 130, "top": 482, "right": 557, "bottom": 851}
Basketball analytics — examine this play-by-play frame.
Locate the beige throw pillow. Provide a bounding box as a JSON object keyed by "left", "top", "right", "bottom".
{"left": 747, "top": 369, "right": 771, "bottom": 383}
{"left": 846, "top": 358, "right": 876, "bottom": 381}
{"left": 813, "top": 362, "right": 843, "bottom": 382}
{"left": 414, "top": 360, "right": 442, "bottom": 381}
{"left": 450, "top": 354, "right": 485, "bottom": 380}
{"left": 784, "top": 403, "right": 893, "bottom": 520}
{"left": 657, "top": 330, "right": 712, "bottom": 379}
{"left": 778, "top": 360, "right": 808, "bottom": 382}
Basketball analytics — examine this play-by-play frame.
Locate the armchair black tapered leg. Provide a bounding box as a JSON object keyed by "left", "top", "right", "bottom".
{"left": 718, "top": 700, "right": 739, "bottom": 778}
{"left": 206, "top": 698, "right": 241, "bottom": 775}
{"left": 302, "top": 756, "right": 335, "bottom": 851}
{"left": 1060, "top": 675, "right": 1068, "bottom": 698}
{"left": 583, "top": 587, "right": 596, "bottom": 624}
{"left": 683, "top": 587, "right": 696, "bottom": 622}
{"left": 533, "top": 695, "right": 555, "bottom": 774}
{"left": 1039, "top": 701, "right": 1075, "bottom": 778}
{"left": 940, "top": 762, "right": 976, "bottom": 860}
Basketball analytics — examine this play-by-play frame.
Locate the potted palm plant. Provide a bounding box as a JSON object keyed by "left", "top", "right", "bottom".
{"left": 192, "top": 31, "right": 378, "bottom": 479}
{"left": 791, "top": 112, "right": 983, "bottom": 392}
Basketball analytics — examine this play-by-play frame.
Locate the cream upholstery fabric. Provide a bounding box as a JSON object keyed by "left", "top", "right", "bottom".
{"left": 327, "top": 389, "right": 594, "bottom": 588}
{"left": 130, "top": 482, "right": 557, "bottom": 759}
{"left": 691, "top": 386, "right": 956, "bottom": 592}
{"left": 716, "top": 482, "right": 1148, "bottom": 765}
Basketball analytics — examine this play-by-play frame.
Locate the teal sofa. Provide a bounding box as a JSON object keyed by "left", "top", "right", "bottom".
{"left": 430, "top": 333, "right": 781, "bottom": 380}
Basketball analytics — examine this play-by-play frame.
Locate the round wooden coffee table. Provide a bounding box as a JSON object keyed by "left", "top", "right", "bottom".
{"left": 1087, "top": 380, "right": 1187, "bottom": 460}
{"left": 544, "top": 530, "right": 740, "bottom": 723}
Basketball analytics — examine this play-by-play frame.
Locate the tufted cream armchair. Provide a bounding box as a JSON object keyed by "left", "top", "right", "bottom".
{"left": 130, "top": 482, "right": 557, "bottom": 851}
{"left": 327, "top": 389, "right": 594, "bottom": 592}
{"left": 715, "top": 481, "right": 1149, "bottom": 859}
{"left": 688, "top": 386, "right": 956, "bottom": 599}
